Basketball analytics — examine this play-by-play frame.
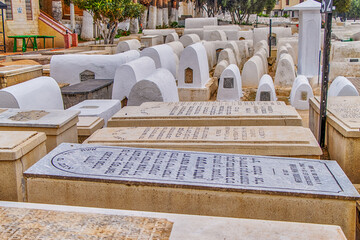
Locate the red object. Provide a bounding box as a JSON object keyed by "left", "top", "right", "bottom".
{"left": 71, "top": 33, "right": 78, "bottom": 47}
{"left": 64, "top": 33, "right": 71, "bottom": 49}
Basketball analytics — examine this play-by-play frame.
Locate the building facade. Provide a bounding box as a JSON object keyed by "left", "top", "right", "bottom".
{"left": 273, "top": 0, "right": 304, "bottom": 16}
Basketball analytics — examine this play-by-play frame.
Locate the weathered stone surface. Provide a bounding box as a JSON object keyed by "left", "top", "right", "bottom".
{"left": 24, "top": 143, "right": 359, "bottom": 240}
{"left": 0, "top": 131, "right": 46, "bottom": 201}
{"left": 107, "top": 101, "right": 302, "bottom": 127}
{"left": 0, "top": 65, "right": 43, "bottom": 89}
{"left": 85, "top": 126, "right": 322, "bottom": 158}
{"left": 77, "top": 117, "right": 104, "bottom": 143}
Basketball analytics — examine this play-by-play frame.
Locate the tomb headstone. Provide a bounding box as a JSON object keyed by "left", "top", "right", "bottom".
{"left": 24, "top": 143, "right": 359, "bottom": 240}
{"left": 218, "top": 48, "right": 237, "bottom": 66}
{"left": 0, "top": 131, "right": 46, "bottom": 201}
{"left": 112, "top": 57, "right": 156, "bottom": 107}
{"left": 256, "top": 74, "right": 277, "bottom": 101}
{"left": 77, "top": 116, "right": 104, "bottom": 143}
{"left": 128, "top": 68, "right": 179, "bottom": 106}
{"left": 290, "top": 75, "right": 314, "bottom": 110}
{"left": 254, "top": 48, "right": 268, "bottom": 74}
{"left": 179, "top": 34, "right": 201, "bottom": 48}
{"left": 115, "top": 39, "right": 141, "bottom": 53}
{"left": 0, "top": 108, "right": 79, "bottom": 152}
{"left": 204, "top": 30, "right": 227, "bottom": 41}
{"left": 214, "top": 60, "right": 229, "bottom": 79}
{"left": 254, "top": 40, "right": 269, "bottom": 57}
{"left": 50, "top": 51, "right": 140, "bottom": 86}
{"left": 107, "top": 101, "right": 302, "bottom": 127}
{"left": 217, "top": 64, "right": 242, "bottom": 101}
{"left": 165, "top": 32, "right": 179, "bottom": 43}
{"left": 225, "top": 42, "right": 242, "bottom": 68}
{"left": 0, "top": 77, "right": 64, "bottom": 110}
{"left": 140, "top": 44, "right": 177, "bottom": 78}
{"left": 140, "top": 35, "right": 164, "bottom": 48}
{"left": 68, "top": 100, "right": 121, "bottom": 126}
{"left": 166, "top": 41, "right": 184, "bottom": 58}
{"left": 242, "top": 56, "right": 264, "bottom": 87}
{"left": 328, "top": 76, "right": 359, "bottom": 97}
{"left": 201, "top": 41, "right": 217, "bottom": 69}
{"left": 275, "top": 54, "right": 296, "bottom": 87}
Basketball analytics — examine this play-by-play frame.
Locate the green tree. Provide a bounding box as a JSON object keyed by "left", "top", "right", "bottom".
{"left": 73, "top": 0, "right": 145, "bottom": 44}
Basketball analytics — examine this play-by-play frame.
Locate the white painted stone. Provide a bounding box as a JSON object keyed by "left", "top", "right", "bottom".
{"left": 253, "top": 27, "right": 292, "bottom": 47}
{"left": 201, "top": 41, "right": 217, "bottom": 69}
{"left": 288, "top": 0, "right": 321, "bottom": 78}
{"left": 81, "top": 11, "right": 94, "bottom": 40}
{"left": 179, "top": 34, "right": 201, "bottom": 48}
{"left": 166, "top": 41, "right": 184, "bottom": 57}
{"left": 255, "top": 74, "right": 277, "bottom": 101}
{"left": 183, "top": 29, "right": 204, "bottom": 40}
{"left": 140, "top": 35, "right": 164, "bottom": 48}
{"left": 165, "top": 32, "right": 179, "bottom": 43}
{"left": 140, "top": 44, "right": 177, "bottom": 78}
{"left": 217, "top": 64, "right": 242, "bottom": 101}
{"left": 328, "top": 76, "right": 359, "bottom": 97}
{"left": 218, "top": 48, "right": 237, "bottom": 65}
{"left": 285, "top": 43, "right": 296, "bottom": 64}
{"left": 185, "top": 17, "right": 217, "bottom": 29}
{"left": 242, "top": 56, "right": 264, "bottom": 87}
{"left": 143, "top": 29, "right": 176, "bottom": 37}
{"left": 50, "top": 51, "right": 140, "bottom": 85}
{"left": 148, "top": 6, "right": 157, "bottom": 29}
{"left": 204, "top": 30, "right": 227, "bottom": 41}
{"left": 254, "top": 40, "right": 269, "bottom": 57}
{"left": 0, "top": 77, "right": 64, "bottom": 110}
{"left": 331, "top": 42, "right": 360, "bottom": 61}
{"left": 274, "top": 53, "right": 296, "bottom": 87}
{"left": 214, "top": 60, "right": 229, "bottom": 79}
{"left": 203, "top": 25, "right": 241, "bottom": 41}
{"left": 157, "top": 8, "right": 163, "bottom": 27}
{"left": 254, "top": 48, "right": 268, "bottom": 74}
{"left": 278, "top": 38, "right": 298, "bottom": 63}
{"left": 116, "top": 39, "right": 141, "bottom": 53}
{"left": 277, "top": 46, "right": 289, "bottom": 61}
{"left": 225, "top": 42, "right": 242, "bottom": 67}
{"left": 69, "top": 100, "right": 121, "bottom": 126}
{"left": 112, "top": 57, "right": 156, "bottom": 103}
{"left": 238, "top": 31, "right": 254, "bottom": 41}
{"left": 163, "top": 7, "right": 169, "bottom": 26}
{"left": 129, "top": 19, "right": 139, "bottom": 34}
{"left": 290, "top": 75, "right": 314, "bottom": 110}
{"left": 178, "top": 43, "right": 210, "bottom": 88}
{"left": 128, "top": 68, "right": 179, "bottom": 106}
{"left": 170, "top": 8, "right": 177, "bottom": 23}
{"left": 236, "top": 41, "right": 251, "bottom": 60}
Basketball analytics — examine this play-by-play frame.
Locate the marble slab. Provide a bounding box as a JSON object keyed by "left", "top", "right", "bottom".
{"left": 0, "top": 201, "right": 348, "bottom": 240}
{"left": 84, "top": 126, "right": 322, "bottom": 158}
{"left": 108, "top": 101, "right": 302, "bottom": 127}
{"left": 25, "top": 143, "right": 358, "bottom": 199}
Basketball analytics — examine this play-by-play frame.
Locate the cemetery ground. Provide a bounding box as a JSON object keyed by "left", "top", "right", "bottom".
{"left": 3, "top": 11, "right": 360, "bottom": 239}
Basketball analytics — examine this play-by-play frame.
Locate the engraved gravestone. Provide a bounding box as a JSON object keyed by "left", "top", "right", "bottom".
{"left": 25, "top": 143, "right": 358, "bottom": 198}
{"left": 260, "top": 92, "right": 271, "bottom": 101}
{"left": 223, "top": 78, "right": 234, "bottom": 89}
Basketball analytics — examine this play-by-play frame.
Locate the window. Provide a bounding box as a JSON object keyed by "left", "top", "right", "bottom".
{"left": 286, "top": 0, "right": 289, "bottom": 5}
{"left": 25, "top": 0, "right": 32, "bottom": 20}
{"left": 5, "top": 0, "right": 12, "bottom": 20}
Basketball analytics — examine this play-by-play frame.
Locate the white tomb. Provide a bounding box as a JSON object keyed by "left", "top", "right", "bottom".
{"left": 328, "top": 76, "right": 359, "bottom": 97}
{"left": 179, "top": 34, "right": 201, "bottom": 48}
{"left": 218, "top": 48, "right": 237, "bottom": 65}
{"left": 217, "top": 64, "right": 242, "bottom": 101}
{"left": 165, "top": 32, "right": 179, "bottom": 43}
{"left": 277, "top": 46, "right": 289, "bottom": 61}
{"left": 290, "top": 75, "right": 314, "bottom": 110}
{"left": 178, "top": 43, "right": 210, "bottom": 88}
{"left": 0, "top": 77, "right": 64, "bottom": 110}
{"left": 112, "top": 57, "right": 156, "bottom": 104}
{"left": 147, "top": 6, "right": 156, "bottom": 29}
{"left": 140, "top": 35, "right": 163, "bottom": 48}
{"left": 274, "top": 53, "right": 296, "bottom": 87}
{"left": 202, "top": 41, "right": 217, "bottom": 69}
{"left": 50, "top": 51, "right": 140, "bottom": 85}
{"left": 140, "top": 44, "right": 177, "bottom": 78}
{"left": 204, "top": 30, "right": 227, "bottom": 41}
{"left": 242, "top": 56, "right": 264, "bottom": 87}
{"left": 68, "top": 100, "right": 121, "bottom": 126}
{"left": 285, "top": 43, "right": 296, "bottom": 63}
{"left": 254, "top": 48, "right": 268, "bottom": 74}
{"left": 225, "top": 42, "right": 242, "bottom": 67}
{"left": 214, "top": 60, "right": 229, "bottom": 79}
{"left": 255, "top": 74, "right": 277, "bottom": 101}
{"left": 166, "top": 41, "right": 184, "bottom": 58}
{"left": 286, "top": 0, "right": 321, "bottom": 78}
{"left": 183, "top": 29, "right": 204, "bottom": 40}
{"left": 185, "top": 17, "right": 217, "bottom": 29}
{"left": 115, "top": 39, "right": 141, "bottom": 53}
{"left": 128, "top": 68, "right": 179, "bottom": 106}
{"left": 254, "top": 40, "right": 269, "bottom": 57}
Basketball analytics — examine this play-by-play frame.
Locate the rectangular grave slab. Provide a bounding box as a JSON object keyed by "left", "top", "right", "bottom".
{"left": 0, "top": 65, "right": 43, "bottom": 89}
{"left": 77, "top": 117, "right": 104, "bottom": 143}
{"left": 0, "top": 201, "right": 348, "bottom": 240}
{"left": 178, "top": 77, "right": 218, "bottom": 101}
{"left": 310, "top": 96, "right": 360, "bottom": 184}
{"left": 24, "top": 143, "right": 359, "bottom": 240}
{"left": 61, "top": 79, "right": 114, "bottom": 109}
{"left": 85, "top": 126, "right": 322, "bottom": 159}
{"left": 108, "top": 101, "right": 303, "bottom": 127}
{"left": 140, "top": 35, "right": 164, "bottom": 48}
{"left": 0, "top": 131, "right": 46, "bottom": 201}
{"left": 0, "top": 109, "right": 79, "bottom": 152}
